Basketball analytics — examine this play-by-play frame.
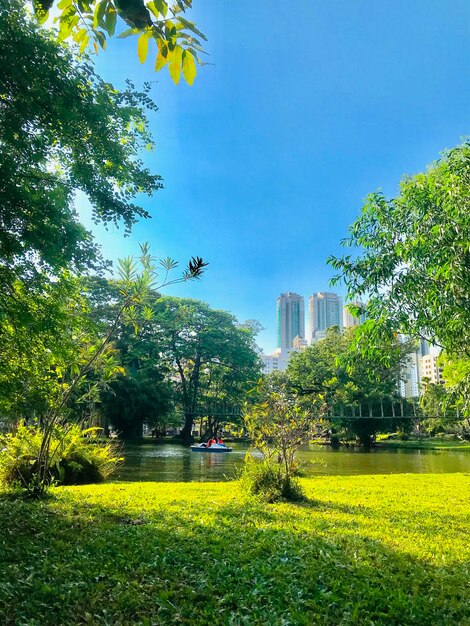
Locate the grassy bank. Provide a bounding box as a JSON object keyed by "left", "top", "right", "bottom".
{"left": 1, "top": 474, "right": 469, "bottom": 625}
{"left": 375, "top": 437, "right": 470, "bottom": 451}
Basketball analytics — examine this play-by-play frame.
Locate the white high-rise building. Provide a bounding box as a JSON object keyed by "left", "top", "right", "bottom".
{"left": 399, "top": 339, "right": 441, "bottom": 398}
{"left": 420, "top": 353, "right": 444, "bottom": 385}
{"left": 277, "top": 292, "right": 305, "bottom": 350}
{"left": 261, "top": 353, "right": 280, "bottom": 375}
{"left": 308, "top": 292, "right": 342, "bottom": 342}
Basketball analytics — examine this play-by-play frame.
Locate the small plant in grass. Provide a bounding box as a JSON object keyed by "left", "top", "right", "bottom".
{"left": 243, "top": 374, "right": 316, "bottom": 502}
{"left": 0, "top": 422, "right": 122, "bottom": 489}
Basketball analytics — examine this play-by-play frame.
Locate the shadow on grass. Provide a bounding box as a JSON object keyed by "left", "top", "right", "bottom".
{"left": 0, "top": 490, "right": 468, "bottom": 626}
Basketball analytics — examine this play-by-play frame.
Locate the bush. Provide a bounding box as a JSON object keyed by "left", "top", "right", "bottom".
{"left": 241, "top": 456, "right": 305, "bottom": 503}
{"left": 0, "top": 422, "right": 122, "bottom": 489}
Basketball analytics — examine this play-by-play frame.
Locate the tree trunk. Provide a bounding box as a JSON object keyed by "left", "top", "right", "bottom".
{"left": 180, "top": 412, "right": 194, "bottom": 442}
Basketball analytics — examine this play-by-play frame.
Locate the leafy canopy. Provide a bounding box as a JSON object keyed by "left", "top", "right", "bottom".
{"left": 1, "top": 0, "right": 161, "bottom": 281}
{"left": 329, "top": 142, "right": 470, "bottom": 358}
{"left": 150, "top": 297, "right": 262, "bottom": 439}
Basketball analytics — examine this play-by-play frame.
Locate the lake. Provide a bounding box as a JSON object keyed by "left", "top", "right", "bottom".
{"left": 112, "top": 442, "right": 470, "bottom": 483}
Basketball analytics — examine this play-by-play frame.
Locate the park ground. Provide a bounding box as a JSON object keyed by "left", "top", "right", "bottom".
{"left": 1, "top": 474, "right": 469, "bottom": 625}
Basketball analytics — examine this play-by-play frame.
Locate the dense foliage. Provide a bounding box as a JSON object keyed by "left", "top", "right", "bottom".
{"left": 0, "top": 0, "right": 164, "bottom": 426}
{"left": 0, "top": 422, "right": 121, "bottom": 488}
{"left": 0, "top": 475, "right": 468, "bottom": 624}
{"left": 287, "top": 327, "right": 413, "bottom": 445}
{"left": 329, "top": 143, "right": 470, "bottom": 423}
{"left": 150, "top": 297, "right": 262, "bottom": 440}
{"left": 329, "top": 143, "right": 470, "bottom": 357}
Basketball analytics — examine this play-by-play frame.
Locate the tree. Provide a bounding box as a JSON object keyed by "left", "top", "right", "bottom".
{"left": 12, "top": 245, "right": 205, "bottom": 495}
{"left": 1, "top": 0, "right": 160, "bottom": 279}
{"left": 243, "top": 374, "right": 314, "bottom": 502}
{"left": 287, "top": 326, "right": 413, "bottom": 446}
{"left": 33, "top": 0, "right": 207, "bottom": 84}
{"left": 420, "top": 354, "right": 470, "bottom": 437}
{"left": 0, "top": 1, "right": 165, "bottom": 422}
{"left": 328, "top": 142, "right": 470, "bottom": 358}
{"left": 85, "top": 277, "right": 173, "bottom": 439}
{"left": 150, "top": 298, "right": 262, "bottom": 441}
{"left": 101, "top": 369, "right": 173, "bottom": 438}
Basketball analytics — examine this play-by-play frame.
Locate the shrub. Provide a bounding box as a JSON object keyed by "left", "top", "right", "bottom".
{"left": 241, "top": 456, "right": 305, "bottom": 503}
{"left": 0, "top": 422, "right": 122, "bottom": 489}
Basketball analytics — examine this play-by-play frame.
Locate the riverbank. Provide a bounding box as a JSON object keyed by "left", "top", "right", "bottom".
{"left": 1, "top": 474, "right": 469, "bottom": 625}
{"left": 375, "top": 437, "right": 470, "bottom": 451}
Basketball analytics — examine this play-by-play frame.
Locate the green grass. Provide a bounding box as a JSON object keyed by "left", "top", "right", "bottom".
{"left": 376, "top": 437, "right": 470, "bottom": 451}
{"left": 1, "top": 474, "right": 469, "bottom": 625}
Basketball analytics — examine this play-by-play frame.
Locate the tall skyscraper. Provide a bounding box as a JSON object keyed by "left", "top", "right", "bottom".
{"left": 308, "top": 292, "right": 342, "bottom": 342}
{"left": 277, "top": 292, "right": 305, "bottom": 350}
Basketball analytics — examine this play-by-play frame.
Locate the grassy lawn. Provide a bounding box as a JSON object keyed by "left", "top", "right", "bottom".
{"left": 375, "top": 437, "right": 470, "bottom": 451}
{"left": 1, "top": 474, "right": 469, "bottom": 625}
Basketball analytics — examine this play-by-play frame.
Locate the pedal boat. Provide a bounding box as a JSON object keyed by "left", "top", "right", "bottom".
{"left": 190, "top": 443, "right": 233, "bottom": 453}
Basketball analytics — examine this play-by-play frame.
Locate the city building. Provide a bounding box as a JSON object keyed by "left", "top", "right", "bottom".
{"left": 277, "top": 292, "right": 305, "bottom": 350}
{"left": 308, "top": 292, "right": 342, "bottom": 342}
{"left": 400, "top": 350, "right": 421, "bottom": 398}
{"left": 293, "top": 335, "right": 308, "bottom": 350}
{"left": 343, "top": 301, "right": 367, "bottom": 328}
{"left": 261, "top": 353, "right": 280, "bottom": 375}
{"left": 420, "top": 353, "right": 444, "bottom": 385}
{"left": 399, "top": 338, "right": 441, "bottom": 398}
{"left": 261, "top": 339, "right": 308, "bottom": 375}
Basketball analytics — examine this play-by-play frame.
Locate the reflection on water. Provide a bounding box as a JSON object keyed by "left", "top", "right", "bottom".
{"left": 111, "top": 442, "right": 470, "bottom": 483}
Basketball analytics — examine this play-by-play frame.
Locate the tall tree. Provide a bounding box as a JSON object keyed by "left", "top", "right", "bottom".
{"left": 1, "top": 0, "right": 160, "bottom": 281}
{"left": 328, "top": 142, "right": 470, "bottom": 358}
{"left": 151, "top": 297, "right": 262, "bottom": 441}
{"left": 0, "top": 0, "right": 163, "bottom": 417}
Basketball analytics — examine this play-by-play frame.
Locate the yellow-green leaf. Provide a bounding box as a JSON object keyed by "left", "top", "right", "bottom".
{"left": 182, "top": 50, "right": 196, "bottom": 85}
{"left": 137, "top": 32, "right": 150, "bottom": 63}
{"left": 118, "top": 27, "right": 140, "bottom": 39}
{"left": 168, "top": 59, "right": 181, "bottom": 84}
{"left": 155, "top": 48, "right": 169, "bottom": 71}
{"left": 57, "top": 0, "right": 72, "bottom": 10}
{"left": 146, "top": 1, "right": 160, "bottom": 19}
{"left": 93, "top": 0, "right": 107, "bottom": 28}
{"left": 79, "top": 33, "right": 90, "bottom": 53}
{"left": 154, "top": 0, "right": 168, "bottom": 18}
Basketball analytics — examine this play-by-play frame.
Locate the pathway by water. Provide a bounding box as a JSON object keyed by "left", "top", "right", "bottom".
{"left": 112, "top": 442, "right": 470, "bottom": 483}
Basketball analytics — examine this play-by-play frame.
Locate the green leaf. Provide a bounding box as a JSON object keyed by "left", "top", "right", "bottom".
{"left": 118, "top": 28, "right": 140, "bottom": 39}
{"left": 104, "top": 9, "right": 117, "bottom": 36}
{"left": 93, "top": 0, "right": 107, "bottom": 29}
{"left": 178, "top": 17, "right": 207, "bottom": 41}
{"left": 154, "top": 0, "right": 168, "bottom": 17}
{"left": 95, "top": 30, "right": 107, "bottom": 50}
{"left": 182, "top": 51, "right": 196, "bottom": 85}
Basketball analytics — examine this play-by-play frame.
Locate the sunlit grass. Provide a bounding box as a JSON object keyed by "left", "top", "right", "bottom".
{"left": 1, "top": 474, "right": 469, "bottom": 625}
{"left": 376, "top": 437, "right": 470, "bottom": 451}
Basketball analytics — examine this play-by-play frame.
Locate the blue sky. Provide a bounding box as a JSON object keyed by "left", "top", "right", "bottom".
{"left": 78, "top": 0, "right": 470, "bottom": 353}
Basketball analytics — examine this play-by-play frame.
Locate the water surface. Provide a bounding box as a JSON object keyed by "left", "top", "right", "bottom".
{"left": 112, "top": 442, "right": 470, "bottom": 483}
